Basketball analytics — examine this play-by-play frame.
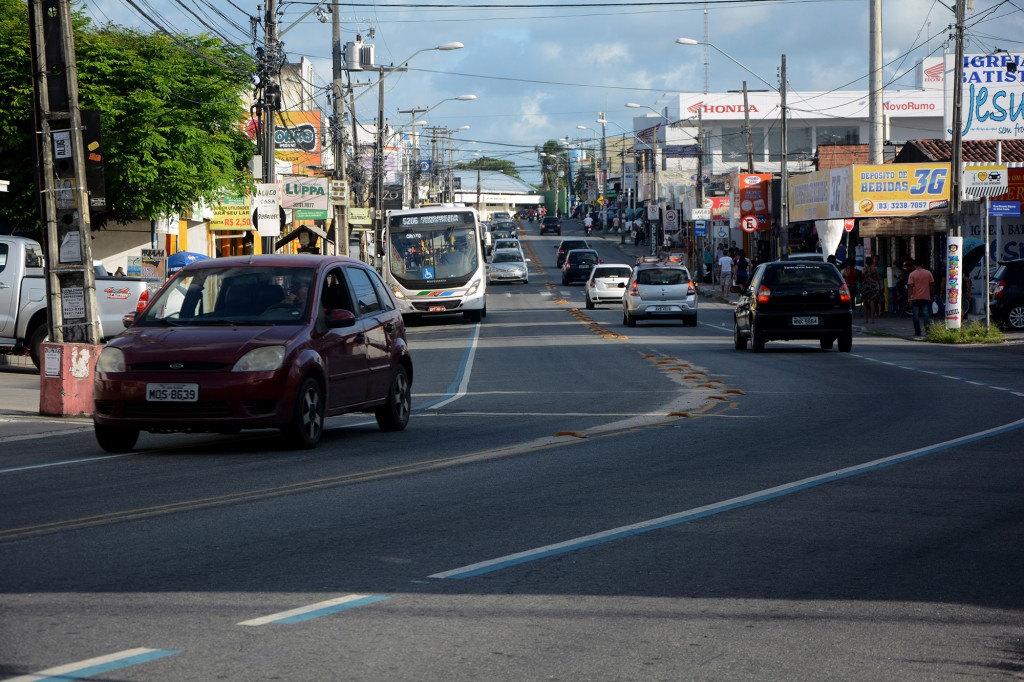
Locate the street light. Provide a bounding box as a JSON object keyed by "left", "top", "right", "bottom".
{"left": 402, "top": 95, "right": 476, "bottom": 206}
{"left": 448, "top": 125, "right": 471, "bottom": 203}
{"left": 677, "top": 37, "right": 790, "bottom": 258}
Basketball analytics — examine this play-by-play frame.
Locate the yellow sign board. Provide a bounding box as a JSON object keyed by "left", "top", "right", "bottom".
{"left": 851, "top": 163, "right": 951, "bottom": 217}
{"left": 211, "top": 196, "right": 252, "bottom": 231}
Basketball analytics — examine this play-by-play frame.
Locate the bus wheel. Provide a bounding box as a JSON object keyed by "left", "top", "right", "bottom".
{"left": 464, "top": 309, "right": 483, "bottom": 323}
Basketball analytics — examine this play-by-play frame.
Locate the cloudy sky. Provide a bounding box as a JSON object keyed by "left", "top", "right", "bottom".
{"left": 80, "top": 0, "right": 1024, "bottom": 182}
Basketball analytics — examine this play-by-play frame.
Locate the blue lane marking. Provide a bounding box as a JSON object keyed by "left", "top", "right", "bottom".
{"left": 275, "top": 596, "right": 390, "bottom": 623}
{"left": 17, "top": 649, "right": 180, "bottom": 681}
{"left": 430, "top": 416, "right": 1024, "bottom": 580}
{"left": 416, "top": 323, "right": 480, "bottom": 410}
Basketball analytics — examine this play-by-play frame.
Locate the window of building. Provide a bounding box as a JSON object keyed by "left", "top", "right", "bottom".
{"left": 767, "top": 127, "right": 813, "bottom": 162}
{"left": 721, "top": 127, "right": 766, "bottom": 162}
{"left": 815, "top": 126, "right": 860, "bottom": 146}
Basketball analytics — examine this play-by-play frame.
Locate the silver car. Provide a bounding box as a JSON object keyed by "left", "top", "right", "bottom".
{"left": 622, "top": 260, "right": 698, "bottom": 327}
{"left": 585, "top": 264, "right": 633, "bottom": 309}
{"left": 487, "top": 248, "right": 529, "bottom": 284}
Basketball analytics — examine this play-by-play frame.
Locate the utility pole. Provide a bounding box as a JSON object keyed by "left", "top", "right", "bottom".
{"left": 599, "top": 112, "right": 608, "bottom": 230}
{"left": 949, "top": 0, "right": 966, "bottom": 239}
{"left": 779, "top": 54, "right": 789, "bottom": 258}
{"left": 868, "top": 0, "right": 884, "bottom": 165}
{"left": 397, "top": 107, "right": 427, "bottom": 207}
{"left": 695, "top": 110, "right": 705, "bottom": 276}
{"left": 261, "top": 0, "right": 281, "bottom": 254}
{"left": 742, "top": 81, "right": 754, "bottom": 173}
{"left": 28, "top": 0, "right": 101, "bottom": 415}
{"left": 330, "top": 0, "right": 348, "bottom": 255}
{"left": 373, "top": 70, "right": 386, "bottom": 261}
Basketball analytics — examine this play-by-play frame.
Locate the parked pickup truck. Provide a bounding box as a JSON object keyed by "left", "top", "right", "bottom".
{"left": 0, "top": 235, "right": 156, "bottom": 368}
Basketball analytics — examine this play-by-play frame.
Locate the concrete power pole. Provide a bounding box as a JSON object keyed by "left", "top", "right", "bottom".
{"left": 780, "top": 54, "right": 790, "bottom": 258}
{"left": 949, "top": 0, "right": 966, "bottom": 239}
{"left": 331, "top": 0, "right": 348, "bottom": 255}
{"left": 742, "top": 81, "right": 754, "bottom": 173}
{"left": 28, "top": 0, "right": 101, "bottom": 414}
{"left": 868, "top": 0, "right": 884, "bottom": 165}
{"left": 261, "top": 0, "right": 281, "bottom": 254}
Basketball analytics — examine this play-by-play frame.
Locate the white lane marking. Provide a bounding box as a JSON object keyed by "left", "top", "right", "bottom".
{"left": 0, "top": 453, "right": 136, "bottom": 474}
{"left": 5, "top": 648, "right": 178, "bottom": 681}
{"left": 426, "top": 323, "right": 480, "bottom": 410}
{"left": 238, "top": 594, "right": 388, "bottom": 626}
{"left": 429, "top": 415, "right": 1024, "bottom": 580}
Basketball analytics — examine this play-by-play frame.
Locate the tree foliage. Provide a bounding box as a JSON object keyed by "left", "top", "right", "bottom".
{"left": 535, "top": 139, "right": 567, "bottom": 191}
{"left": 455, "top": 156, "right": 521, "bottom": 180}
{"left": 0, "top": 0, "right": 255, "bottom": 233}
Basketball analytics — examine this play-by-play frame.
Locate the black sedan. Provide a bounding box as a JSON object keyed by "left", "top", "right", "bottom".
{"left": 734, "top": 261, "right": 853, "bottom": 352}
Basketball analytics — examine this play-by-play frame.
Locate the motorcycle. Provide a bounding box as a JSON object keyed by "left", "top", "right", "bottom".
{"left": 584, "top": 223, "right": 593, "bottom": 236}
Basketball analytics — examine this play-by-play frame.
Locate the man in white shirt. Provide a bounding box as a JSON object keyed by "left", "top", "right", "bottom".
{"left": 718, "top": 252, "right": 734, "bottom": 297}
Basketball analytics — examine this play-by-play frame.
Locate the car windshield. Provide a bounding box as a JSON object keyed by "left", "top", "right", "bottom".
{"left": 561, "top": 242, "right": 587, "bottom": 250}
{"left": 763, "top": 264, "right": 842, "bottom": 286}
{"left": 137, "top": 266, "right": 316, "bottom": 326}
{"left": 492, "top": 252, "right": 523, "bottom": 263}
{"left": 595, "top": 267, "right": 632, "bottom": 279}
{"left": 637, "top": 268, "right": 688, "bottom": 285}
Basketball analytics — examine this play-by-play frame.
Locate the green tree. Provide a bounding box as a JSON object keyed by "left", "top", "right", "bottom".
{"left": 456, "top": 156, "right": 521, "bottom": 180}
{"left": 0, "top": 0, "right": 255, "bottom": 233}
{"left": 535, "top": 139, "right": 567, "bottom": 191}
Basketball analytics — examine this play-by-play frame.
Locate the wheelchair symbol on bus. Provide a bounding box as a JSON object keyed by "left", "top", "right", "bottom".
{"left": 422, "top": 267, "right": 435, "bottom": 280}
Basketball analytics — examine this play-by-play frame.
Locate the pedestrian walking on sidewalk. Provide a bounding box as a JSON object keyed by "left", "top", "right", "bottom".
{"left": 908, "top": 259, "right": 936, "bottom": 336}
{"left": 861, "top": 257, "right": 882, "bottom": 323}
{"left": 718, "top": 251, "right": 734, "bottom": 297}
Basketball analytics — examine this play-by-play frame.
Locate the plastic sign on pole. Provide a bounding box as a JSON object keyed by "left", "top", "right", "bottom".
{"left": 945, "top": 236, "right": 963, "bottom": 330}
{"left": 844, "top": 218, "right": 855, "bottom": 232}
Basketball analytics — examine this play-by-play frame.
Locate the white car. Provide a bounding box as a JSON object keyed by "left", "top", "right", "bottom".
{"left": 487, "top": 248, "right": 529, "bottom": 284}
{"left": 491, "top": 238, "right": 523, "bottom": 256}
{"left": 622, "top": 260, "right": 698, "bottom": 327}
{"left": 585, "top": 264, "right": 633, "bottom": 309}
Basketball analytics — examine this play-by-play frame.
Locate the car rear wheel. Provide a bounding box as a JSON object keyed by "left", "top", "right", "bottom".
{"left": 624, "top": 310, "right": 636, "bottom": 327}
{"left": 375, "top": 365, "right": 411, "bottom": 432}
{"left": 820, "top": 337, "right": 834, "bottom": 350}
{"left": 94, "top": 424, "right": 140, "bottom": 453}
{"left": 283, "top": 377, "right": 324, "bottom": 449}
{"left": 733, "top": 323, "right": 748, "bottom": 350}
{"left": 683, "top": 315, "right": 698, "bottom": 327}
{"left": 838, "top": 333, "right": 853, "bottom": 352}
{"left": 751, "top": 325, "right": 766, "bottom": 353}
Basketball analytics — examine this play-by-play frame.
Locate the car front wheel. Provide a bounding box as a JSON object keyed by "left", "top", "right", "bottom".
{"left": 1005, "top": 301, "right": 1024, "bottom": 330}
{"left": 375, "top": 365, "right": 411, "bottom": 432}
{"left": 283, "top": 376, "right": 324, "bottom": 449}
{"left": 94, "top": 424, "right": 140, "bottom": 453}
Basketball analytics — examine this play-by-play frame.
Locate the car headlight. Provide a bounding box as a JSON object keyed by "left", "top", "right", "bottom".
{"left": 232, "top": 346, "right": 285, "bottom": 372}
{"left": 96, "top": 347, "right": 126, "bottom": 374}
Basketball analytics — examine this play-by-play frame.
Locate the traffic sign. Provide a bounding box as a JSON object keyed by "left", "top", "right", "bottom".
{"left": 694, "top": 220, "right": 707, "bottom": 236}
{"left": 691, "top": 208, "right": 711, "bottom": 221}
{"left": 741, "top": 216, "right": 758, "bottom": 232}
{"left": 664, "top": 209, "right": 678, "bottom": 230}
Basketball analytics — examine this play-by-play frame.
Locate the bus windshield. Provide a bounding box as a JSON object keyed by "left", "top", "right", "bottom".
{"left": 387, "top": 210, "right": 480, "bottom": 287}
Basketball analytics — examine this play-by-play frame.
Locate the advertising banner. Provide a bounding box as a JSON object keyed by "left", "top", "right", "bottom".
{"left": 253, "top": 183, "right": 281, "bottom": 237}
{"left": 281, "top": 177, "right": 329, "bottom": 221}
{"left": 210, "top": 196, "right": 252, "bottom": 231}
{"left": 962, "top": 165, "right": 1008, "bottom": 198}
{"left": 274, "top": 111, "right": 322, "bottom": 173}
{"left": 945, "top": 236, "right": 964, "bottom": 329}
{"left": 789, "top": 170, "right": 832, "bottom": 222}
{"left": 945, "top": 53, "right": 1024, "bottom": 141}
{"left": 708, "top": 196, "right": 730, "bottom": 221}
{"left": 851, "top": 163, "right": 951, "bottom": 217}
{"left": 730, "top": 172, "right": 772, "bottom": 231}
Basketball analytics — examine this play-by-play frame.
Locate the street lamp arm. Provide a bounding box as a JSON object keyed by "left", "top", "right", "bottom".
{"left": 675, "top": 37, "right": 776, "bottom": 91}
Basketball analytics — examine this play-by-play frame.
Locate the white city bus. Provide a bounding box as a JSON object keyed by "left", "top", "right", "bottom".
{"left": 383, "top": 206, "right": 488, "bottom": 322}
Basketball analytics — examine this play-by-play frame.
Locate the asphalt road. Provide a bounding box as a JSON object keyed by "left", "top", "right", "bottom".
{"left": 2, "top": 222, "right": 1023, "bottom": 681}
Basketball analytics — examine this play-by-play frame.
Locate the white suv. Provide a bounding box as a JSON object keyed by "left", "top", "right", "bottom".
{"left": 622, "top": 260, "right": 698, "bottom": 327}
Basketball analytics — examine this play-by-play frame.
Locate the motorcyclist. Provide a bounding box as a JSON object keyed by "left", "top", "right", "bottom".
{"left": 583, "top": 214, "right": 594, "bottom": 236}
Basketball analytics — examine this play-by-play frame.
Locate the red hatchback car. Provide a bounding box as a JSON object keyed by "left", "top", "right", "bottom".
{"left": 93, "top": 255, "right": 413, "bottom": 452}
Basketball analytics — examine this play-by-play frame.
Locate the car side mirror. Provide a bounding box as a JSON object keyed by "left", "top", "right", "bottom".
{"left": 121, "top": 311, "right": 137, "bottom": 328}
{"left": 326, "top": 309, "right": 356, "bottom": 329}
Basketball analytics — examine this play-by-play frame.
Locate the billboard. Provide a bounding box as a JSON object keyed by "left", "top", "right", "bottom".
{"left": 851, "top": 163, "right": 950, "bottom": 217}
{"left": 729, "top": 172, "right": 772, "bottom": 231}
{"left": 275, "top": 111, "right": 322, "bottom": 173}
{"left": 789, "top": 171, "right": 832, "bottom": 222}
{"left": 945, "top": 52, "right": 1024, "bottom": 141}
{"left": 281, "top": 176, "right": 329, "bottom": 221}
{"left": 210, "top": 196, "right": 252, "bottom": 231}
